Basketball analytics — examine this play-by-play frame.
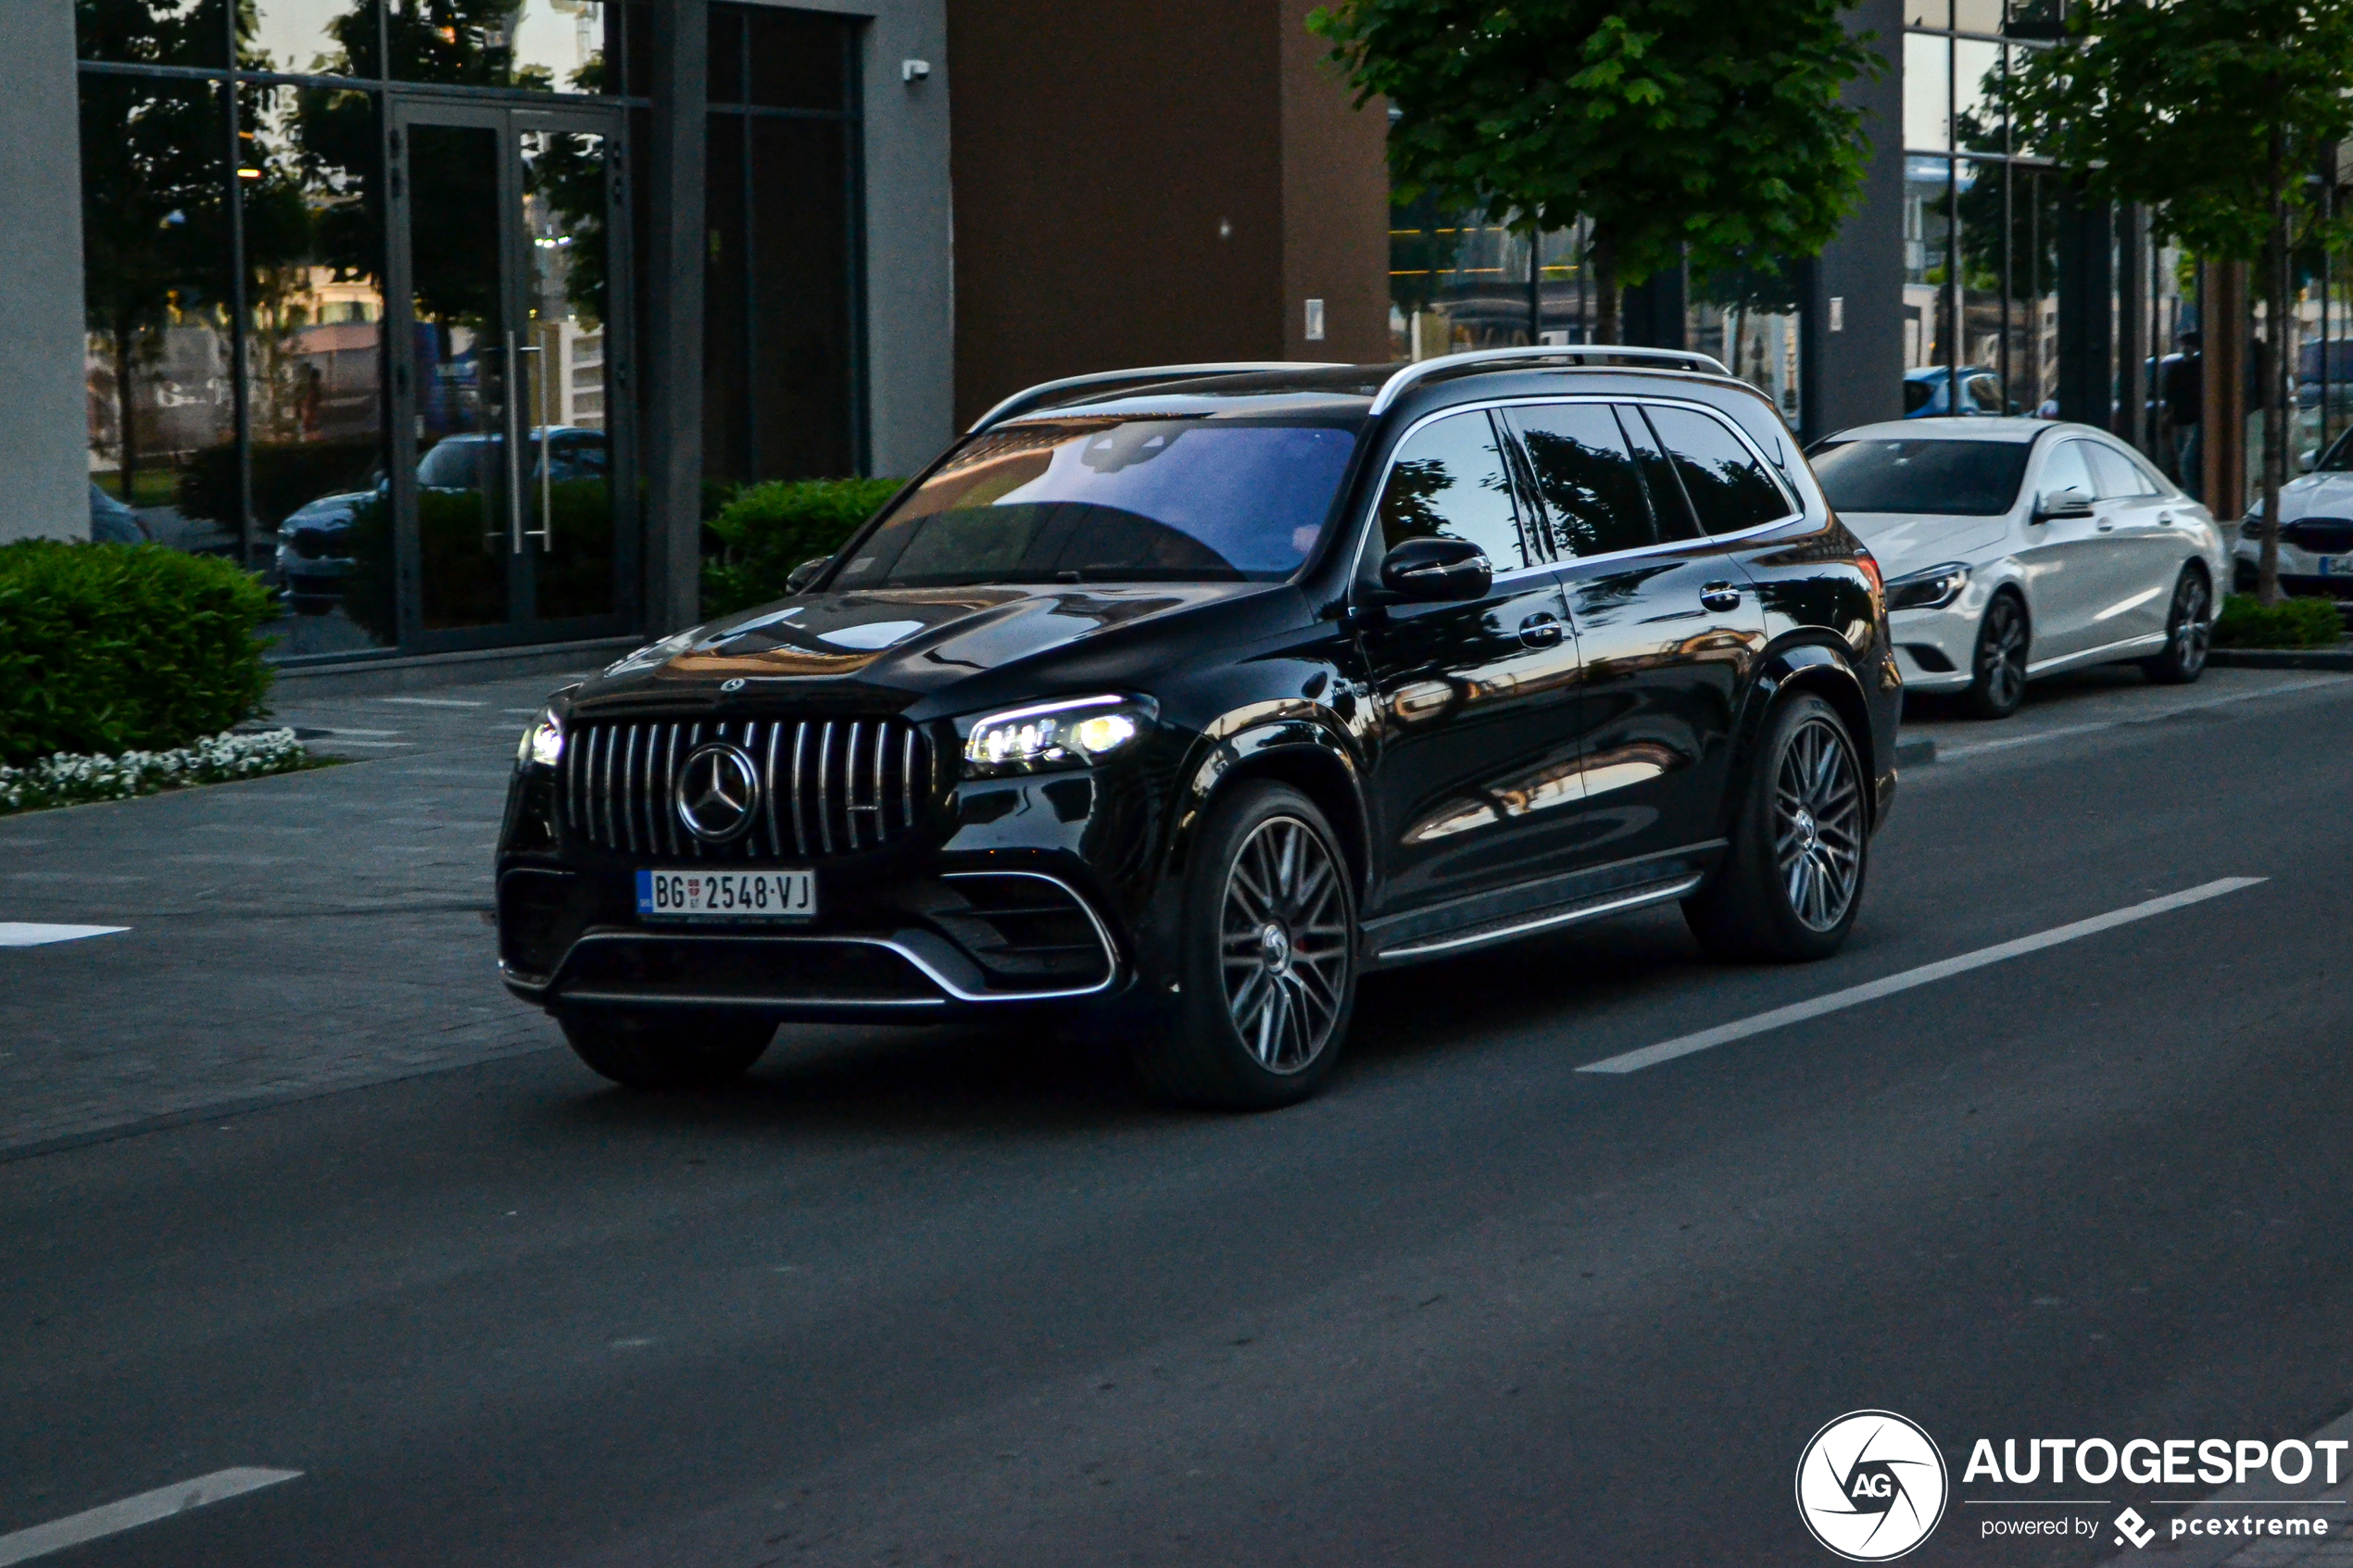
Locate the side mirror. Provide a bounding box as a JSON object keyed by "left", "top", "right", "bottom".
{"left": 785, "top": 556, "right": 831, "bottom": 594}
{"left": 2300, "top": 448, "right": 2319, "bottom": 473}
{"left": 2033, "top": 486, "right": 2095, "bottom": 522}
{"left": 1376, "top": 536, "right": 1493, "bottom": 602}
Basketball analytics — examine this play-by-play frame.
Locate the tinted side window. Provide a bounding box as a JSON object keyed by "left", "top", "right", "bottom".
{"left": 1504, "top": 403, "right": 1655, "bottom": 558}
{"left": 2086, "top": 443, "right": 2158, "bottom": 498}
{"left": 1378, "top": 411, "right": 1536, "bottom": 571}
{"left": 2040, "top": 439, "right": 2097, "bottom": 500}
{"left": 1644, "top": 406, "right": 1793, "bottom": 534}
{"left": 1619, "top": 406, "right": 1702, "bottom": 542}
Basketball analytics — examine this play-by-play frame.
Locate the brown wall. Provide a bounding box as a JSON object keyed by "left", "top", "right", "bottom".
{"left": 947, "top": 0, "right": 1389, "bottom": 426}
{"left": 1279, "top": 0, "right": 1390, "bottom": 364}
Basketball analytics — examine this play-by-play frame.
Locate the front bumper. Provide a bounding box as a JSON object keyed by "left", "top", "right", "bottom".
{"left": 1888, "top": 601, "right": 1979, "bottom": 692}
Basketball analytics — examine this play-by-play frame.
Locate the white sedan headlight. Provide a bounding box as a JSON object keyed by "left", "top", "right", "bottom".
{"left": 1884, "top": 561, "right": 1970, "bottom": 612}
{"left": 961, "top": 695, "right": 1153, "bottom": 778}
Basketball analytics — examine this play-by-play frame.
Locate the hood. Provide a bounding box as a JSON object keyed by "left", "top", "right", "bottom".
{"left": 2269, "top": 470, "right": 2353, "bottom": 521}
{"left": 1837, "top": 511, "right": 2010, "bottom": 578}
{"left": 578, "top": 581, "right": 1281, "bottom": 712}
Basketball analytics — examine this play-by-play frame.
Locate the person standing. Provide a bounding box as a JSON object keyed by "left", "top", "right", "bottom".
{"left": 2162, "top": 330, "right": 2204, "bottom": 495}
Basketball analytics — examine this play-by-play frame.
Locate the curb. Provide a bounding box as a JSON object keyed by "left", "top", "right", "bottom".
{"left": 1894, "top": 735, "right": 1938, "bottom": 769}
{"left": 2208, "top": 646, "right": 2353, "bottom": 670}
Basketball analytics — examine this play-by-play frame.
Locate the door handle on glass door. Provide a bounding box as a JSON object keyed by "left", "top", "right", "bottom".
{"left": 1519, "top": 611, "right": 1564, "bottom": 649}
{"left": 1699, "top": 582, "right": 1742, "bottom": 611}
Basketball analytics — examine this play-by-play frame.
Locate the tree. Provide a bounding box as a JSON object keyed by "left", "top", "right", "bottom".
{"left": 1307, "top": 0, "right": 1881, "bottom": 343}
{"left": 2008, "top": 0, "right": 2353, "bottom": 604}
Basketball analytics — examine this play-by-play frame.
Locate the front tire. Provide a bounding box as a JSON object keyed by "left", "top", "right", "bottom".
{"left": 2141, "top": 566, "right": 2212, "bottom": 684}
{"left": 1962, "top": 592, "right": 2030, "bottom": 719}
{"left": 1134, "top": 782, "right": 1357, "bottom": 1110}
{"left": 1684, "top": 694, "right": 1868, "bottom": 963}
{"left": 560, "top": 1011, "right": 774, "bottom": 1090}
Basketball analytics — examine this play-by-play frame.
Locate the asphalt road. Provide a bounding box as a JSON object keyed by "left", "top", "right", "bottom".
{"left": 6, "top": 670, "right": 2353, "bottom": 1567}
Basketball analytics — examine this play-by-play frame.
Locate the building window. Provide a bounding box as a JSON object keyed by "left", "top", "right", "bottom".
{"left": 703, "top": 2, "right": 863, "bottom": 491}
{"left": 75, "top": 0, "right": 646, "bottom": 658}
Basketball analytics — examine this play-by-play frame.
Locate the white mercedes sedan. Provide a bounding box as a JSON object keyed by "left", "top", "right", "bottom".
{"left": 1810, "top": 418, "right": 2227, "bottom": 718}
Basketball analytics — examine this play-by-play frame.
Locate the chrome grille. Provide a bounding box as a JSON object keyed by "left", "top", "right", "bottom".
{"left": 559, "top": 717, "right": 932, "bottom": 858}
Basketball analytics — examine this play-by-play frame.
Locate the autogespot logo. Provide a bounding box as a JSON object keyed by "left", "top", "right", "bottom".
{"left": 1797, "top": 1411, "right": 1951, "bottom": 1561}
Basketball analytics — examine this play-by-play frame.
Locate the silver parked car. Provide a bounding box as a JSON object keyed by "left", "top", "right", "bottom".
{"left": 1811, "top": 418, "right": 2227, "bottom": 718}
{"left": 2233, "top": 425, "right": 2353, "bottom": 610}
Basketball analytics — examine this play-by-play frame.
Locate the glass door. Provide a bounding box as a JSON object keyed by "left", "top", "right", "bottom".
{"left": 386, "top": 100, "right": 634, "bottom": 648}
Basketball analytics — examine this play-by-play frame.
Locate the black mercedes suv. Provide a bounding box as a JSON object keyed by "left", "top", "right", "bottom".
{"left": 497, "top": 349, "right": 1901, "bottom": 1108}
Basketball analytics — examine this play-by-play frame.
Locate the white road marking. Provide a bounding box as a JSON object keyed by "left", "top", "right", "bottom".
{"left": 0, "top": 924, "right": 129, "bottom": 947}
{"left": 313, "top": 740, "right": 415, "bottom": 749}
{"left": 1933, "top": 674, "right": 2353, "bottom": 761}
{"left": 378, "top": 696, "right": 488, "bottom": 709}
{"left": 1577, "top": 877, "right": 2265, "bottom": 1075}
{"left": 308, "top": 727, "right": 403, "bottom": 737}
{"left": 0, "top": 1469, "right": 300, "bottom": 1566}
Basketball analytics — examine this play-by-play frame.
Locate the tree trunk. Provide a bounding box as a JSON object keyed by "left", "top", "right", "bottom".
{"left": 2257, "top": 199, "right": 2290, "bottom": 606}
{"left": 1592, "top": 228, "right": 1620, "bottom": 345}
{"left": 112, "top": 318, "right": 139, "bottom": 511}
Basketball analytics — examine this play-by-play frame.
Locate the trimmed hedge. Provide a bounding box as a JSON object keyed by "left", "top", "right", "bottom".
{"left": 2212, "top": 593, "right": 2345, "bottom": 649}
{"left": 0, "top": 541, "right": 275, "bottom": 766}
{"left": 702, "top": 477, "right": 903, "bottom": 618}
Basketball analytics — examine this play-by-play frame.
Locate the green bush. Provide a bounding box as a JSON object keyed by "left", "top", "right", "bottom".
{"left": 0, "top": 541, "right": 275, "bottom": 766}
{"left": 701, "top": 477, "right": 903, "bottom": 618}
{"left": 338, "top": 481, "right": 619, "bottom": 644}
{"left": 2212, "top": 593, "right": 2344, "bottom": 649}
{"left": 180, "top": 437, "right": 382, "bottom": 529}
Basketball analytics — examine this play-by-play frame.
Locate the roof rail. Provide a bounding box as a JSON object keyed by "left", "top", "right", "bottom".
{"left": 968, "top": 362, "right": 1350, "bottom": 433}
{"left": 1367, "top": 345, "right": 1732, "bottom": 416}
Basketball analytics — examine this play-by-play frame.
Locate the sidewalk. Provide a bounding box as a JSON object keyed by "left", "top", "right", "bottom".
{"left": 0, "top": 664, "right": 598, "bottom": 1157}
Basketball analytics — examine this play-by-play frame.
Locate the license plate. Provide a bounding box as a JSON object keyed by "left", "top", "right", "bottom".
{"left": 2321, "top": 555, "right": 2353, "bottom": 576}
{"left": 636, "top": 868, "right": 815, "bottom": 921}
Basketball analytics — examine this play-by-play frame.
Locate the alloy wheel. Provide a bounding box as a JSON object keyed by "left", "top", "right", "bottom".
{"left": 2171, "top": 573, "right": 2211, "bottom": 674}
{"left": 1219, "top": 815, "right": 1350, "bottom": 1074}
{"left": 1773, "top": 717, "right": 1864, "bottom": 933}
{"left": 1979, "top": 598, "right": 2027, "bottom": 710}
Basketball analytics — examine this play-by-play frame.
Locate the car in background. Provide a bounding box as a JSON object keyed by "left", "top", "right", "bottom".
{"left": 2234, "top": 423, "right": 2353, "bottom": 610}
{"left": 1904, "top": 366, "right": 2008, "bottom": 419}
{"left": 87, "top": 483, "right": 148, "bottom": 546}
{"left": 274, "top": 491, "right": 371, "bottom": 614}
{"left": 1812, "top": 418, "right": 2225, "bottom": 718}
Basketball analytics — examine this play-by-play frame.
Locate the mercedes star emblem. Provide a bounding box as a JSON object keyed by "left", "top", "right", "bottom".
{"left": 674, "top": 742, "right": 761, "bottom": 843}
{"left": 721, "top": 678, "right": 747, "bottom": 694}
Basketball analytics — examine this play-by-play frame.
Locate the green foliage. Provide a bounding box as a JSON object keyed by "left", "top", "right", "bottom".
{"left": 2006, "top": 0, "right": 2353, "bottom": 265}
{"left": 2212, "top": 593, "right": 2344, "bottom": 648}
{"left": 0, "top": 542, "right": 276, "bottom": 767}
{"left": 1308, "top": 0, "right": 1879, "bottom": 316}
{"left": 701, "top": 478, "right": 903, "bottom": 618}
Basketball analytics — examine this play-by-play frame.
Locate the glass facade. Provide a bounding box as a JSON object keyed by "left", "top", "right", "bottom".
{"left": 72, "top": 0, "right": 868, "bottom": 660}
{"left": 701, "top": 2, "right": 862, "bottom": 492}
{"left": 1901, "top": 0, "right": 2178, "bottom": 468}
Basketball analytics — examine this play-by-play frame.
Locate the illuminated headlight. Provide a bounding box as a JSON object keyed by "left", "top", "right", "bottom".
{"left": 1884, "top": 561, "right": 1970, "bottom": 612}
{"left": 962, "top": 695, "right": 1153, "bottom": 777}
{"left": 516, "top": 708, "right": 564, "bottom": 770}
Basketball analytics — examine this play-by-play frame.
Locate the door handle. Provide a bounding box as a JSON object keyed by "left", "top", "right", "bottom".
{"left": 2157, "top": 512, "right": 2177, "bottom": 525}
{"left": 1518, "top": 611, "right": 1564, "bottom": 649}
{"left": 1699, "top": 581, "right": 1743, "bottom": 612}
{"left": 512, "top": 343, "right": 551, "bottom": 551}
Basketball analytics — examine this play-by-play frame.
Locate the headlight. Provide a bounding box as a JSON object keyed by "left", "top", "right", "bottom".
{"left": 516, "top": 708, "right": 564, "bottom": 770}
{"left": 961, "top": 695, "right": 1153, "bottom": 778}
{"left": 1884, "top": 561, "right": 1970, "bottom": 612}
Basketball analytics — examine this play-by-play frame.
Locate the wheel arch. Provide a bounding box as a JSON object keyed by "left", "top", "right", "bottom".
{"left": 1164, "top": 718, "right": 1372, "bottom": 899}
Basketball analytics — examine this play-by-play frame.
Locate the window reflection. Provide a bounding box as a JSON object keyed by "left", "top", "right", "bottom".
{"left": 81, "top": 74, "right": 236, "bottom": 535}
{"left": 244, "top": 0, "right": 381, "bottom": 77}
{"left": 77, "top": 0, "right": 230, "bottom": 68}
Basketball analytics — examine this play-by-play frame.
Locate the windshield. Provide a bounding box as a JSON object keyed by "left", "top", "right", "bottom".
{"left": 832, "top": 418, "right": 1362, "bottom": 589}
{"left": 1811, "top": 438, "right": 2034, "bottom": 517}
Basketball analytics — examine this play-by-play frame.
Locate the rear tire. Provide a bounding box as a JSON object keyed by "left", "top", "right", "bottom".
{"left": 1133, "top": 782, "right": 1357, "bottom": 1110}
{"left": 1961, "top": 592, "right": 2029, "bottom": 719}
{"left": 560, "top": 1011, "right": 774, "bottom": 1090}
{"left": 1684, "top": 694, "right": 1868, "bottom": 963}
{"left": 2140, "top": 566, "right": 2212, "bottom": 684}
